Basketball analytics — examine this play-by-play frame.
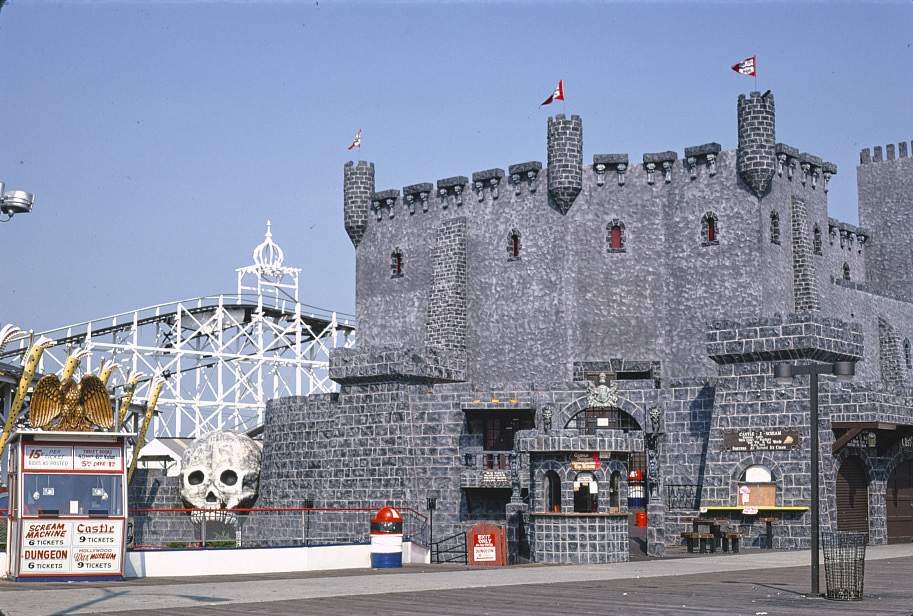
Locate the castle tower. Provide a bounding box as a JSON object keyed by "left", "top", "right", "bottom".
{"left": 344, "top": 160, "right": 374, "bottom": 247}
{"left": 547, "top": 114, "right": 583, "bottom": 214}
{"left": 737, "top": 91, "right": 776, "bottom": 198}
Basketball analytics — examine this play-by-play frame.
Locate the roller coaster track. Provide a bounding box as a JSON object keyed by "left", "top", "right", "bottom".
{"left": 1, "top": 294, "right": 355, "bottom": 438}
{"left": 1, "top": 223, "right": 355, "bottom": 439}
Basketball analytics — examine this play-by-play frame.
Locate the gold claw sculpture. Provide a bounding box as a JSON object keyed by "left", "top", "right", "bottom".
{"left": 0, "top": 334, "right": 55, "bottom": 452}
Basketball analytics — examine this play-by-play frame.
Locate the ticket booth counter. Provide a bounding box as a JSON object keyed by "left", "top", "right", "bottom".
{"left": 5, "top": 430, "right": 132, "bottom": 581}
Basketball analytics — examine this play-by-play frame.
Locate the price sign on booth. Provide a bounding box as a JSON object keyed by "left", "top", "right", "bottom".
{"left": 24, "top": 445, "right": 73, "bottom": 471}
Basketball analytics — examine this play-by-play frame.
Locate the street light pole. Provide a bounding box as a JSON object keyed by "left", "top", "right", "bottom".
{"left": 774, "top": 360, "right": 854, "bottom": 597}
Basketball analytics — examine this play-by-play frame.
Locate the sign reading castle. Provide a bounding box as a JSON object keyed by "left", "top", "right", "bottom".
{"left": 721, "top": 429, "right": 800, "bottom": 452}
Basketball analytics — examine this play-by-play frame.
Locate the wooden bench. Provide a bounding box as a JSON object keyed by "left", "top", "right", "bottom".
{"left": 722, "top": 532, "right": 742, "bottom": 554}
{"left": 680, "top": 532, "right": 716, "bottom": 553}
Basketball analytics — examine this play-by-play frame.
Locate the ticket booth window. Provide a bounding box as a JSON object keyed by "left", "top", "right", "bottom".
{"left": 738, "top": 465, "right": 776, "bottom": 507}
{"left": 22, "top": 473, "right": 123, "bottom": 516}
{"left": 573, "top": 472, "right": 598, "bottom": 513}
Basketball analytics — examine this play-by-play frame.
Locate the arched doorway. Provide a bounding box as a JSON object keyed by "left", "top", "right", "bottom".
{"left": 544, "top": 470, "right": 561, "bottom": 513}
{"left": 886, "top": 459, "right": 913, "bottom": 544}
{"left": 836, "top": 456, "right": 869, "bottom": 534}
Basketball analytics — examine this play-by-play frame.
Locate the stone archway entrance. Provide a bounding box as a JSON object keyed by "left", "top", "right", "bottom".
{"left": 836, "top": 456, "right": 869, "bottom": 534}
{"left": 886, "top": 459, "right": 913, "bottom": 544}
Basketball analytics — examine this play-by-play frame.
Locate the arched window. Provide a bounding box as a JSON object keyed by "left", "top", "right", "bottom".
{"left": 813, "top": 224, "right": 823, "bottom": 255}
{"left": 573, "top": 471, "right": 598, "bottom": 513}
{"left": 391, "top": 248, "right": 403, "bottom": 278}
{"left": 770, "top": 211, "right": 780, "bottom": 245}
{"left": 507, "top": 229, "right": 521, "bottom": 260}
{"left": 544, "top": 470, "right": 561, "bottom": 513}
{"left": 606, "top": 219, "right": 626, "bottom": 253}
{"left": 738, "top": 464, "right": 776, "bottom": 507}
{"left": 843, "top": 262, "right": 851, "bottom": 281}
{"left": 701, "top": 212, "right": 719, "bottom": 246}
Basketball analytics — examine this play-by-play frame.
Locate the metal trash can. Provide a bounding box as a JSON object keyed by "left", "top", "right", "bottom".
{"left": 822, "top": 531, "right": 866, "bottom": 601}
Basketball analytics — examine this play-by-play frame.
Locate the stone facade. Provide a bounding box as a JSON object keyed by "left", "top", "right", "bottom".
{"left": 245, "top": 92, "right": 913, "bottom": 562}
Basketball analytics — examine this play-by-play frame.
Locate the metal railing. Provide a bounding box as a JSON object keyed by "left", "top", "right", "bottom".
{"left": 665, "top": 483, "right": 702, "bottom": 511}
{"left": 128, "top": 507, "right": 428, "bottom": 549}
{"left": 431, "top": 529, "right": 467, "bottom": 564}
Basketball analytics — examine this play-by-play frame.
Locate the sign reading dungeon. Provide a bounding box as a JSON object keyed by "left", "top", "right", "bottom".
{"left": 722, "top": 429, "right": 800, "bottom": 452}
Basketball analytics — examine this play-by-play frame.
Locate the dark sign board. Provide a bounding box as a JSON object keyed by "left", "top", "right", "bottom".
{"left": 722, "top": 429, "right": 800, "bottom": 452}
{"left": 480, "top": 470, "right": 509, "bottom": 487}
{"left": 901, "top": 435, "right": 913, "bottom": 451}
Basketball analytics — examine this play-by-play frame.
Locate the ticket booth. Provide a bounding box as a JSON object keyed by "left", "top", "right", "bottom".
{"left": 5, "top": 430, "right": 131, "bottom": 581}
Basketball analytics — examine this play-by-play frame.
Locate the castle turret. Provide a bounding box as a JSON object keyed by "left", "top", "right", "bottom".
{"left": 344, "top": 160, "right": 374, "bottom": 247}
{"left": 737, "top": 91, "right": 776, "bottom": 197}
{"left": 547, "top": 114, "right": 582, "bottom": 214}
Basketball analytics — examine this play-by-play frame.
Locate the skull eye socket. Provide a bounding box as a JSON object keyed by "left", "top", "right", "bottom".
{"left": 220, "top": 470, "right": 238, "bottom": 486}
{"left": 187, "top": 470, "right": 205, "bottom": 486}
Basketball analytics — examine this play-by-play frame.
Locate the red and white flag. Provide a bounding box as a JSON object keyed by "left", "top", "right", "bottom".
{"left": 539, "top": 80, "right": 564, "bottom": 107}
{"left": 348, "top": 129, "right": 362, "bottom": 150}
{"left": 731, "top": 56, "right": 756, "bottom": 77}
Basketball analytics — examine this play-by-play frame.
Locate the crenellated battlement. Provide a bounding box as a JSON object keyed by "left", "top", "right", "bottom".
{"left": 860, "top": 140, "right": 912, "bottom": 164}
{"left": 352, "top": 91, "right": 846, "bottom": 231}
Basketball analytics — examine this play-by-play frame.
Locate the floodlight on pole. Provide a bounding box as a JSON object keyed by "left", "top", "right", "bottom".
{"left": 0, "top": 182, "right": 36, "bottom": 222}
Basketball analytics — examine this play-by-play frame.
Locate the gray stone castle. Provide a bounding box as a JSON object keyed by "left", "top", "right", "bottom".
{"left": 258, "top": 91, "right": 913, "bottom": 562}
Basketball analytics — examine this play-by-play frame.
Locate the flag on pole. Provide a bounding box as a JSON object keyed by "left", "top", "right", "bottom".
{"left": 348, "top": 129, "right": 362, "bottom": 150}
{"left": 731, "top": 56, "right": 756, "bottom": 77}
{"left": 539, "top": 80, "right": 564, "bottom": 108}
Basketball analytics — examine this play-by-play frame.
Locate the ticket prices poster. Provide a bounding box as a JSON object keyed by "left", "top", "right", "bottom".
{"left": 18, "top": 519, "right": 124, "bottom": 576}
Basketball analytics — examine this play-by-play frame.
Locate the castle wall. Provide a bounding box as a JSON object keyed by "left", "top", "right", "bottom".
{"left": 247, "top": 91, "right": 913, "bottom": 561}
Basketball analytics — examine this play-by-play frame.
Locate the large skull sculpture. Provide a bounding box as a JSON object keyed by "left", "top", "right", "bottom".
{"left": 180, "top": 430, "right": 261, "bottom": 509}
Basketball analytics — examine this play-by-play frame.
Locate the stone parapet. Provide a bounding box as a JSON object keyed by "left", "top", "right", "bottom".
{"left": 329, "top": 345, "right": 466, "bottom": 385}
{"left": 707, "top": 313, "right": 862, "bottom": 365}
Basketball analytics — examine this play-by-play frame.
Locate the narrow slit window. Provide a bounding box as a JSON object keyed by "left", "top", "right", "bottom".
{"left": 770, "top": 211, "right": 780, "bottom": 244}
{"left": 507, "top": 229, "right": 521, "bottom": 261}
{"left": 701, "top": 212, "right": 719, "bottom": 246}
{"left": 606, "top": 219, "right": 626, "bottom": 253}
{"left": 391, "top": 248, "right": 403, "bottom": 278}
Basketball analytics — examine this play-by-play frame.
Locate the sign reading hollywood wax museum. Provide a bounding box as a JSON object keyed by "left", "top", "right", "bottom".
{"left": 721, "top": 429, "right": 800, "bottom": 452}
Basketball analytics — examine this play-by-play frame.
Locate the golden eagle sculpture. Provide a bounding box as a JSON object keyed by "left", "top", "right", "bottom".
{"left": 29, "top": 374, "right": 114, "bottom": 431}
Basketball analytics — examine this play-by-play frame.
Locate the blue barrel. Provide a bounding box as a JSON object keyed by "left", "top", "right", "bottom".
{"left": 370, "top": 506, "right": 403, "bottom": 568}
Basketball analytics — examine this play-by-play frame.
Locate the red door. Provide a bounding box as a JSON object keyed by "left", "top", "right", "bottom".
{"left": 886, "top": 460, "right": 913, "bottom": 544}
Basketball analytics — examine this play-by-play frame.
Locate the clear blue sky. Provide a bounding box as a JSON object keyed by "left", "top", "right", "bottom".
{"left": 1, "top": 1, "right": 911, "bottom": 335}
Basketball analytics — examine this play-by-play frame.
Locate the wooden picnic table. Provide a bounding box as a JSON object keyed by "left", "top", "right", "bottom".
{"left": 684, "top": 517, "right": 742, "bottom": 552}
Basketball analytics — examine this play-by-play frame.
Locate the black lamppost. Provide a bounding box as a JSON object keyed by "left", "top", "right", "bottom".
{"left": 303, "top": 497, "right": 314, "bottom": 546}
{"left": 426, "top": 496, "right": 437, "bottom": 555}
{"left": 774, "top": 360, "right": 855, "bottom": 597}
